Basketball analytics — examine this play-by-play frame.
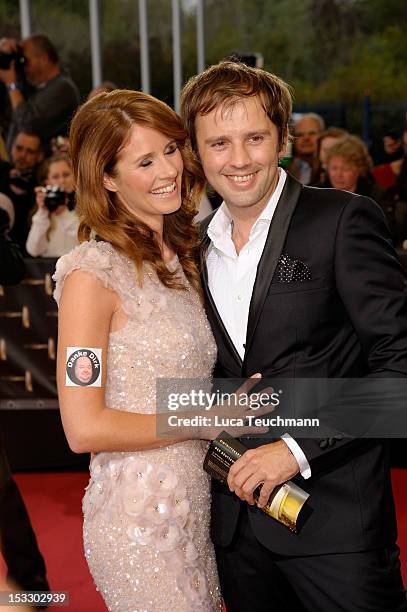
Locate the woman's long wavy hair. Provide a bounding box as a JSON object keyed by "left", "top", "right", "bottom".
{"left": 69, "top": 89, "right": 204, "bottom": 294}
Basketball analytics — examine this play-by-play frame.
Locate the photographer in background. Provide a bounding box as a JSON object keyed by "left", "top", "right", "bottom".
{"left": 0, "top": 34, "right": 79, "bottom": 154}
{"left": 0, "top": 209, "right": 49, "bottom": 600}
{"left": 26, "top": 153, "right": 78, "bottom": 257}
{"left": 0, "top": 130, "right": 43, "bottom": 254}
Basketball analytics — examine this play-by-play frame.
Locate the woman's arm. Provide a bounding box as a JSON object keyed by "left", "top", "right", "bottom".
{"left": 57, "top": 269, "right": 187, "bottom": 454}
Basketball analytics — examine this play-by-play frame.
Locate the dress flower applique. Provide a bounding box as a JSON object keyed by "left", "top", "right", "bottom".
{"left": 144, "top": 496, "right": 173, "bottom": 525}
{"left": 149, "top": 465, "right": 178, "bottom": 495}
{"left": 177, "top": 566, "right": 210, "bottom": 607}
{"left": 150, "top": 291, "right": 167, "bottom": 310}
{"left": 105, "top": 458, "right": 124, "bottom": 481}
{"left": 122, "top": 483, "right": 148, "bottom": 517}
{"left": 184, "top": 512, "right": 196, "bottom": 537}
{"left": 53, "top": 240, "right": 114, "bottom": 304}
{"left": 81, "top": 243, "right": 113, "bottom": 270}
{"left": 154, "top": 522, "right": 182, "bottom": 552}
{"left": 172, "top": 485, "right": 190, "bottom": 524}
{"left": 184, "top": 540, "right": 199, "bottom": 562}
{"left": 83, "top": 454, "right": 115, "bottom": 520}
{"left": 120, "top": 458, "right": 154, "bottom": 516}
{"left": 116, "top": 459, "right": 211, "bottom": 602}
{"left": 122, "top": 280, "right": 168, "bottom": 321}
{"left": 127, "top": 520, "right": 156, "bottom": 546}
{"left": 123, "top": 293, "right": 155, "bottom": 321}
{"left": 122, "top": 457, "right": 153, "bottom": 484}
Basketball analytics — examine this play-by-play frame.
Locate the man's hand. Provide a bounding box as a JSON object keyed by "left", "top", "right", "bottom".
{"left": 197, "top": 374, "right": 275, "bottom": 440}
{"left": 227, "top": 440, "right": 300, "bottom": 508}
{"left": 0, "top": 38, "right": 18, "bottom": 85}
{"left": 0, "top": 61, "right": 16, "bottom": 85}
{"left": 0, "top": 37, "right": 18, "bottom": 54}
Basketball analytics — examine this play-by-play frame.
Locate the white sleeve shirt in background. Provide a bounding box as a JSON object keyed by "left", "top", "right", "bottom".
{"left": 26, "top": 208, "right": 79, "bottom": 257}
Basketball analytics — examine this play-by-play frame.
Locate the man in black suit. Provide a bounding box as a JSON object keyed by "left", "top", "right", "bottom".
{"left": 180, "top": 61, "right": 407, "bottom": 611}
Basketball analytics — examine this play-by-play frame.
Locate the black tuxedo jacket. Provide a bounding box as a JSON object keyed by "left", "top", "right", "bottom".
{"left": 200, "top": 173, "right": 407, "bottom": 556}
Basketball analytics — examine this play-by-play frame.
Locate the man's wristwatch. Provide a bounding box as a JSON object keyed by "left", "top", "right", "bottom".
{"left": 7, "top": 82, "right": 19, "bottom": 92}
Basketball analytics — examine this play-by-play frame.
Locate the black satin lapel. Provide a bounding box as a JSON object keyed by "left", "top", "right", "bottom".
{"left": 200, "top": 236, "right": 243, "bottom": 370}
{"left": 244, "top": 174, "right": 302, "bottom": 360}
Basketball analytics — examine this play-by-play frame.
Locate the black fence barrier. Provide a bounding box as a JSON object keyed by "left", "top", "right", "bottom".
{"left": 0, "top": 258, "right": 87, "bottom": 470}
{"left": 0, "top": 258, "right": 57, "bottom": 400}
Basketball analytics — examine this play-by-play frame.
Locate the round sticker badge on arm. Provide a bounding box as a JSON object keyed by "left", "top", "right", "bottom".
{"left": 65, "top": 347, "right": 102, "bottom": 387}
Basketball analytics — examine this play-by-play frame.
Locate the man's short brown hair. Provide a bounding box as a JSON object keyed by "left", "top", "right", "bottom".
{"left": 180, "top": 60, "right": 292, "bottom": 152}
{"left": 25, "top": 34, "right": 59, "bottom": 64}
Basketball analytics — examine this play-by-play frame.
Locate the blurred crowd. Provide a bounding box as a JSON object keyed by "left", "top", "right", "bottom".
{"left": 0, "top": 32, "right": 407, "bottom": 261}
{"left": 285, "top": 114, "right": 407, "bottom": 249}
{"left": 0, "top": 34, "right": 118, "bottom": 260}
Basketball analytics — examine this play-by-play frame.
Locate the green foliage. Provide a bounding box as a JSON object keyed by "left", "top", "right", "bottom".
{"left": 0, "top": 0, "right": 405, "bottom": 118}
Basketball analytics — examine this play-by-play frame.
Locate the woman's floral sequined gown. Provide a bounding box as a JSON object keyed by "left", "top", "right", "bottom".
{"left": 53, "top": 241, "right": 221, "bottom": 611}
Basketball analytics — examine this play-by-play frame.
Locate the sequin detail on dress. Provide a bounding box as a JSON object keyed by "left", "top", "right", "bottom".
{"left": 53, "top": 241, "right": 221, "bottom": 611}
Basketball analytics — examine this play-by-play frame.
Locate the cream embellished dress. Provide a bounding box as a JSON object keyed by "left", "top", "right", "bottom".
{"left": 53, "top": 240, "right": 222, "bottom": 612}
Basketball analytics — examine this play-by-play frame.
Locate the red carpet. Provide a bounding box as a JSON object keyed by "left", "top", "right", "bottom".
{"left": 1, "top": 470, "right": 406, "bottom": 611}
{"left": 0, "top": 472, "right": 105, "bottom": 611}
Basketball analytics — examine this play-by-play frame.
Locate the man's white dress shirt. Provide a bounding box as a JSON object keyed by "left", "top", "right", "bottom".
{"left": 206, "top": 169, "right": 311, "bottom": 479}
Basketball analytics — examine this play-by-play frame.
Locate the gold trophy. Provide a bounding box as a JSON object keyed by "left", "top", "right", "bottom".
{"left": 203, "top": 432, "right": 309, "bottom": 532}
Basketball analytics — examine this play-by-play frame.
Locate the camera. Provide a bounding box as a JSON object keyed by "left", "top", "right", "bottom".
{"left": 43, "top": 186, "right": 75, "bottom": 212}
{"left": 0, "top": 47, "right": 25, "bottom": 70}
{"left": 9, "top": 168, "right": 37, "bottom": 191}
{"left": 44, "top": 185, "right": 66, "bottom": 212}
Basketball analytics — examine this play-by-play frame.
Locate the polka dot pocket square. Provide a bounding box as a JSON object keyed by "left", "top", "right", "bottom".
{"left": 274, "top": 253, "right": 312, "bottom": 284}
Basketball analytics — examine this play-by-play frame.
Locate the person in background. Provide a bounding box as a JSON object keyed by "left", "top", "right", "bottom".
{"left": 381, "top": 129, "right": 404, "bottom": 163}
{"left": 50, "top": 135, "right": 69, "bottom": 156}
{"left": 0, "top": 423, "right": 50, "bottom": 607}
{"left": 321, "top": 134, "right": 384, "bottom": 202}
{"left": 0, "top": 130, "right": 43, "bottom": 253}
{"left": 317, "top": 126, "right": 348, "bottom": 183}
{"left": 0, "top": 192, "right": 14, "bottom": 229}
{"left": 26, "top": 154, "right": 78, "bottom": 257}
{"left": 373, "top": 156, "right": 404, "bottom": 190}
{"left": 288, "top": 112, "right": 325, "bottom": 184}
{"left": 0, "top": 129, "right": 8, "bottom": 161}
{"left": 373, "top": 127, "right": 407, "bottom": 190}
{"left": 0, "top": 209, "right": 49, "bottom": 604}
{"left": 0, "top": 34, "right": 79, "bottom": 153}
{"left": 380, "top": 155, "right": 407, "bottom": 248}
{"left": 86, "top": 80, "right": 117, "bottom": 100}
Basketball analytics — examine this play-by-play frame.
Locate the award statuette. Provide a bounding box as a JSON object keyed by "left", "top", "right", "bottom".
{"left": 203, "top": 432, "right": 309, "bottom": 532}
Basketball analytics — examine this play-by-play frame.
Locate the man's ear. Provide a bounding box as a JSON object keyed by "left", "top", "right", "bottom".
{"left": 278, "top": 127, "right": 290, "bottom": 157}
{"left": 103, "top": 173, "right": 118, "bottom": 192}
